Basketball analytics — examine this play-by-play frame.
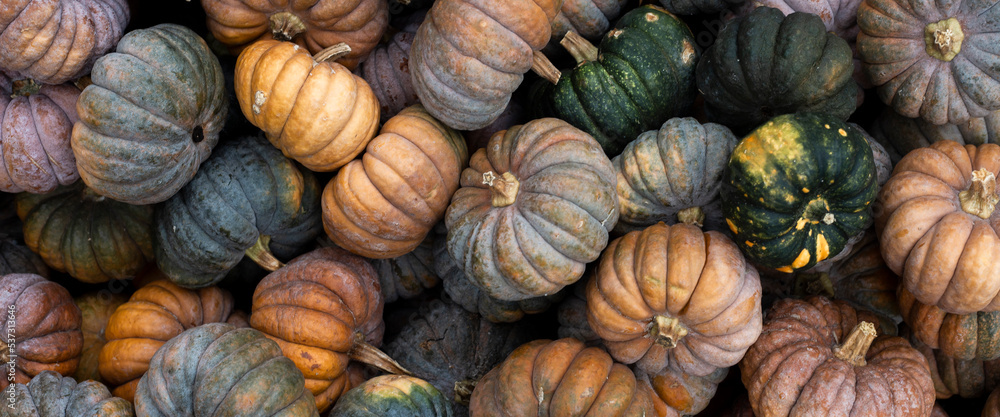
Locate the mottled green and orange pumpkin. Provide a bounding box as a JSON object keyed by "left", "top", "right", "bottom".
{"left": 329, "top": 375, "right": 453, "bottom": 417}
{"left": 899, "top": 287, "right": 1000, "bottom": 361}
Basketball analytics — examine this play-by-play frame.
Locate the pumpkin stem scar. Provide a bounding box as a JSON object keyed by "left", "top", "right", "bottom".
{"left": 11, "top": 78, "right": 40, "bottom": 97}
{"left": 650, "top": 315, "right": 688, "bottom": 349}
{"left": 313, "top": 43, "right": 352, "bottom": 63}
{"left": 822, "top": 213, "right": 835, "bottom": 224}
{"left": 245, "top": 235, "right": 284, "bottom": 271}
{"left": 833, "top": 321, "right": 877, "bottom": 366}
{"left": 677, "top": 206, "right": 705, "bottom": 227}
{"left": 530, "top": 51, "right": 561, "bottom": 85}
{"left": 924, "top": 17, "right": 964, "bottom": 61}
{"left": 349, "top": 333, "right": 413, "bottom": 376}
{"left": 482, "top": 171, "right": 520, "bottom": 207}
{"left": 253, "top": 91, "right": 266, "bottom": 115}
{"left": 560, "top": 31, "right": 598, "bottom": 64}
{"left": 960, "top": 168, "right": 999, "bottom": 219}
{"left": 269, "top": 12, "right": 307, "bottom": 41}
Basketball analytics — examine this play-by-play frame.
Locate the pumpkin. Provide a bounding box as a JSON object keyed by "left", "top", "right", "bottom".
{"left": 0, "top": 77, "right": 80, "bottom": 194}
{"left": 0, "top": 273, "right": 82, "bottom": 389}
{"left": 371, "top": 226, "right": 440, "bottom": 303}
{"left": 200, "top": 0, "right": 388, "bottom": 70}
{"left": 409, "top": 0, "right": 563, "bottom": 130}
{"left": 531, "top": 6, "right": 699, "bottom": 156}
{"left": 250, "top": 247, "right": 409, "bottom": 412}
{"left": 357, "top": 31, "right": 419, "bottom": 124}
{"left": 464, "top": 101, "right": 525, "bottom": 152}
{"left": 445, "top": 117, "right": 618, "bottom": 301}
{"left": 875, "top": 140, "right": 1000, "bottom": 314}
{"left": 468, "top": 338, "right": 658, "bottom": 416}
{"left": 857, "top": 0, "right": 1000, "bottom": 125}
{"left": 656, "top": 0, "right": 743, "bottom": 15}
{"left": 8, "top": 370, "right": 133, "bottom": 417}
{"left": 740, "top": 296, "right": 934, "bottom": 416}
{"left": 234, "top": 39, "right": 380, "bottom": 172}
{"left": 321, "top": 104, "right": 467, "bottom": 259}
{"left": 72, "top": 23, "right": 228, "bottom": 205}
{"left": 638, "top": 364, "right": 728, "bottom": 416}
{"left": 909, "top": 329, "right": 1000, "bottom": 399}
{"left": 98, "top": 279, "right": 248, "bottom": 402}
{"left": 613, "top": 117, "right": 738, "bottom": 234}
{"left": 557, "top": 282, "right": 600, "bottom": 345}
{"left": 329, "top": 375, "right": 453, "bottom": 417}
{"left": 696, "top": 7, "right": 859, "bottom": 133}
{"left": 986, "top": 385, "right": 1000, "bottom": 417}
{"left": 0, "top": 0, "right": 130, "bottom": 84}
{"left": 0, "top": 194, "right": 46, "bottom": 277}
{"left": 154, "top": 133, "right": 322, "bottom": 288}
{"left": 721, "top": 113, "right": 879, "bottom": 273}
{"left": 134, "top": 323, "right": 318, "bottom": 417}
{"left": 74, "top": 291, "right": 128, "bottom": 383}
{"left": 549, "top": 0, "right": 629, "bottom": 46}
{"left": 899, "top": 286, "right": 1000, "bottom": 361}
{"left": 16, "top": 181, "right": 154, "bottom": 284}
{"left": 870, "top": 107, "right": 1000, "bottom": 164}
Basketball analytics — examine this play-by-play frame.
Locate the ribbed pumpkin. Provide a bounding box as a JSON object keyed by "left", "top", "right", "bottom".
{"left": 556, "top": 282, "right": 600, "bottom": 345}
{"left": 74, "top": 291, "right": 128, "bottom": 383}
{"left": 876, "top": 140, "right": 1000, "bottom": 314}
{"left": 857, "top": 0, "right": 1000, "bottom": 125}
{"left": 871, "top": 107, "right": 1000, "bottom": 163}
{"left": 9, "top": 370, "right": 133, "bottom": 417}
{"left": 696, "top": 7, "right": 859, "bottom": 133}
{"left": 464, "top": 101, "right": 525, "bottom": 152}
{"left": 910, "top": 331, "right": 1000, "bottom": 399}
{"left": 0, "top": 77, "right": 80, "bottom": 194}
{"left": 201, "top": 0, "right": 388, "bottom": 70}
{"left": 98, "top": 279, "right": 248, "bottom": 402}
{"left": 235, "top": 39, "right": 380, "bottom": 172}
{"left": 656, "top": 0, "right": 742, "bottom": 15}
{"left": 445, "top": 118, "right": 618, "bottom": 301}
{"left": 0, "top": 195, "right": 47, "bottom": 277}
{"left": 531, "top": 6, "right": 699, "bottom": 156}
{"left": 0, "top": 0, "right": 130, "bottom": 84}
{"left": 357, "top": 31, "right": 419, "bottom": 124}
{"left": 987, "top": 388, "right": 1000, "bottom": 417}
{"left": 638, "top": 364, "right": 728, "bottom": 416}
{"left": 72, "top": 23, "right": 228, "bottom": 205}
{"left": 134, "top": 323, "right": 318, "bottom": 417}
{"left": 899, "top": 287, "right": 1000, "bottom": 361}
{"left": 613, "top": 117, "right": 738, "bottom": 234}
{"left": 154, "top": 133, "right": 322, "bottom": 288}
{"left": 329, "top": 375, "right": 453, "bottom": 417}
{"left": 549, "top": 0, "right": 629, "bottom": 46}
{"left": 734, "top": 0, "right": 862, "bottom": 44}
{"left": 371, "top": 227, "right": 440, "bottom": 303}
{"left": 321, "top": 104, "right": 467, "bottom": 259}
{"left": 409, "top": 0, "right": 563, "bottom": 130}
{"left": 721, "top": 113, "right": 879, "bottom": 273}
{"left": 0, "top": 273, "right": 82, "bottom": 389}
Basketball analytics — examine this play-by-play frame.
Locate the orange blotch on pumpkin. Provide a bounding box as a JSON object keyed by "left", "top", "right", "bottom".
{"left": 816, "top": 234, "right": 830, "bottom": 261}
{"left": 791, "top": 249, "right": 811, "bottom": 269}
{"left": 726, "top": 218, "right": 739, "bottom": 234}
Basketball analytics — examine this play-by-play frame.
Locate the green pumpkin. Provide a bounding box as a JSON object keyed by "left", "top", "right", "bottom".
{"left": 154, "top": 134, "right": 322, "bottom": 288}
{"left": 721, "top": 113, "right": 878, "bottom": 273}
{"left": 16, "top": 182, "right": 154, "bottom": 284}
{"left": 696, "top": 7, "right": 859, "bottom": 133}
{"left": 72, "top": 23, "right": 228, "bottom": 205}
{"left": 371, "top": 225, "right": 441, "bottom": 304}
{"left": 9, "top": 371, "right": 133, "bottom": 417}
{"left": 530, "top": 5, "right": 698, "bottom": 156}
{"left": 329, "top": 375, "right": 454, "bottom": 417}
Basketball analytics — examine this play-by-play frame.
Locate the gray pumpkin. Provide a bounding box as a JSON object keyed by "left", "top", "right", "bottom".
{"left": 8, "top": 371, "right": 133, "bottom": 417}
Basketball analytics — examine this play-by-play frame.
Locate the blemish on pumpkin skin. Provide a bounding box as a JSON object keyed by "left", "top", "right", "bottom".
{"left": 253, "top": 91, "right": 267, "bottom": 115}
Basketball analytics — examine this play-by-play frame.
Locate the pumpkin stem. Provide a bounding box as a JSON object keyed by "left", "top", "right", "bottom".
{"left": 269, "top": 12, "right": 307, "bottom": 42}
{"left": 81, "top": 186, "right": 106, "bottom": 203}
{"left": 677, "top": 207, "right": 705, "bottom": 227}
{"left": 482, "top": 171, "right": 520, "bottom": 208}
{"left": 649, "top": 315, "right": 688, "bottom": 349}
{"left": 11, "top": 79, "right": 40, "bottom": 97}
{"left": 792, "top": 272, "right": 835, "bottom": 299}
{"left": 74, "top": 76, "right": 92, "bottom": 91}
{"left": 833, "top": 321, "right": 877, "bottom": 367}
{"left": 924, "top": 17, "right": 964, "bottom": 61}
{"left": 454, "top": 379, "right": 477, "bottom": 405}
{"left": 561, "top": 31, "right": 599, "bottom": 64}
{"left": 245, "top": 235, "right": 284, "bottom": 272}
{"left": 313, "top": 43, "right": 353, "bottom": 63}
{"left": 349, "top": 334, "right": 413, "bottom": 376}
{"left": 531, "top": 51, "right": 561, "bottom": 85}
{"left": 959, "top": 168, "right": 999, "bottom": 219}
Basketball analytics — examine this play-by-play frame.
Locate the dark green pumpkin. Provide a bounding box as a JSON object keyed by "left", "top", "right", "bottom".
{"left": 329, "top": 375, "right": 453, "bottom": 417}
{"left": 721, "top": 113, "right": 878, "bottom": 273}
{"left": 9, "top": 370, "right": 133, "bottom": 417}
{"left": 371, "top": 225, "right": 442, "bottom": 303}
{"left": 72, "top": 23, "right": 228, "bottom": 205}
{"left": 134, "top": 323, "right": 317, "bottom": 416}
{"left": 16, "top": 182, "right": 154, "bottom": 283}
{"left": 696, "top": 7, "right": 859, "bottom": 133}
{"left": 657, "top": 0, "right": 743, "bottom": 15}
{"left": 154, "top": 133, "right": 322, "bottom": 289}
{"left": 530, "top": 5, "right": 698, "bottom": 156}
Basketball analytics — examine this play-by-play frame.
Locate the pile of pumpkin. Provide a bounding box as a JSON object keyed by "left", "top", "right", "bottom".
{"left": 3, "top": 0, "right": 1000, "bottom": 415}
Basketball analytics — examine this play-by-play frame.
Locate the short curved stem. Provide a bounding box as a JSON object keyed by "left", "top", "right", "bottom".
{"left": 959, "top": 168, "right": 999, "bottom": 219}
{"left": 482, "top": 171, "right": 520, "bottom": 208}
{"left": 245, "top": 235, "right": 284, "bottom": 272}
{"left": 531, "top": 51, "right": 561, "bottom": 85}
{"left": 833, "top": 321, "right": 877, "bottom": 367}
{"left": 677, "top": 206, "right": 704, "bottom": 227}
{"left": 269, "top": 12, "right": 307, "bottom": 41}
{"left": 649, "top": 315, "right": 688, "bottom": 349}
{"left": 313, "top": 43, "right": 352, "bottom": 63}
{"left": 349, "top": 334, "right": 412, "bottom": 376}
{"left": 560, "top": 31, "right": 598, "bottom": 64}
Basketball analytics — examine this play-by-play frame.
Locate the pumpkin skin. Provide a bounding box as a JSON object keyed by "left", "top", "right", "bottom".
{"left": 549, "top": 0, "right": 629, "bottom": 45}
{"left": 15, "top": 181, "right": 154, "bottom": 284}
{"left": 0, "top": 77, "right": 80, "bottom": 194}
{"left": 0, "top": 201, "right": 47, "bottom": 276}
{"left": 134, "top": 323, "right": 318, "bottom": 417}
{"left": 740, "top": 296, "right": 934, "bottom": 416}
{"left": 8, "top": 370, "right": 133, "bottom": 417}
{"left": 870, "top": 107, "right": 1000, "bottom": 164}
{"left": 98, "top": 279, "right": 248, "bottom": 402}
{"left": 557, "top": 282, "right": 600, "bottom": 344}
{"left": 721, "top": 113, "right": 879, "bottom": 273}
{"left": 696, "top": 7, "right": 859, "bottom": 133}
{"left": 200, "top": 0, "right": 388, "bottom": 70}
{"left": 875, "top": 140, "right": 1000, "bottom": 314}
{"left": 72, "top": 23, "right": 228, "bottom": 205}
{"left": 409, "top": 0, "right": 563, "bottom": 130}
{"left": 329, "top": 375, "right": 454, "bottom": 417}
{"left": 372, "top": 227, "right": 440, "bottom": 303}
{"left": 74, "top": 291, "right": 128, "bottom": 383}
{"left": 445, "top": 118, "right": 619, "bottom": 301}
{"left": 735, "top": 0, "right": 862, "bottom": 39}
{"left": 639, "top": 364, "right": 728, "bottom": 416}
{"left": 613, "top": 117, "right": 738, "bottom": 234}
{"left": 0, "top": 0, "right": 130, "bottom": 84}
{"left": 910, "top": 331, "right": 1000, "bottom": 399}
{"left": 0, "top": 274, "right": 82, "bottom": 390}
{"left": 899, "top": 287, "right": 1000, "bottom": 361}
{"left": 657, "top": 0, "right": 743, "bottom": 15}
{"left": 321, "top": 104, "right": 468, "bottom": 259}
{"left": 857, "top": 0, "right": 1000, "bottom": 125}
{"left": 357, "top": 31, "right": 419, "bottom": 124}
{"left": 154, "top": 133, "right": 322, "bottom": 288}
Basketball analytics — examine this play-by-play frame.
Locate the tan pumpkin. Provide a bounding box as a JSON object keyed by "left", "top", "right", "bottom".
{"left": 73, "top": 291, "right": 128, "bottom": 383}
{"left": 234, "top": 39, "right": 380, "bottom": 172}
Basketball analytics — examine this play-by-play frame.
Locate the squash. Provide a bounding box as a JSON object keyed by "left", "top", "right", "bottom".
{"left": 696, "top": 7, "right": 859, "bottom": 133}
{"left": 154, "top": 133, "right": 322, "bottom": 288}
{"left": 656, "top": 0, "right": 743, "bottom": 15}
{"left": 0, "top": 273, "right": 81, "bottom": 389}
{"left": 899, "top": 287, "right": 1000, "bottom": 361}
{"left": 870, "top": 107, "right": 1000, "bottom": 164}
{"left": 735, "top": 0, "right": 862, "bottom": 40}
{"left": 638, "top": 364, "right": 728, "bottom": 416}
{"left": 721, "top": 113, "right": 879, "bottom": 273}
{"left": 74, "top": 291, "right": 128, "bottom": 383}
{"left": 0, "top": 0, "right": 129, "bottom": 84}
{"left": 557, "top": 282, "right": 600, "bottom": 345}
{"left": 989, "top": 388, "right": 1000, "bottom": 417}
{"left": 357, "top": 31, "right": 420, "bottom": 124}
{"left": 876, "top": 140, "right": 1000, "bottom": 314}
{"left": 16, "top": 181, "right": 154, "bottom": 284}
{"left": 445, "top": 117, "right": 618, "bottom": 301}
{"left": 134, "top": 323, "right": 318, "bottom": 417}
{"left": 8, "top": 370, "right": 133, "bottom": 416}
{"left": 0, "top": 200, "right": 47, "bottom": 276}
{"left": 909, "top": 329, "right": 1000, "bottom": 399}
{"left": 371, "top": 227, "right": 440, "bottom": 303}
{"left": 72, "top": 23, "right": 228, "bottom": 205}
{"left": 549, "top": 0, "right": 629, "bottom": 46}
{"left": 321, "top": 104, "right": 467, "bottom": 259}
{"left": 464, "top": 101, "right": 525, "bottom": 152}
{"left": 329, "top": 375, "right": 453, "bottom": 417}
